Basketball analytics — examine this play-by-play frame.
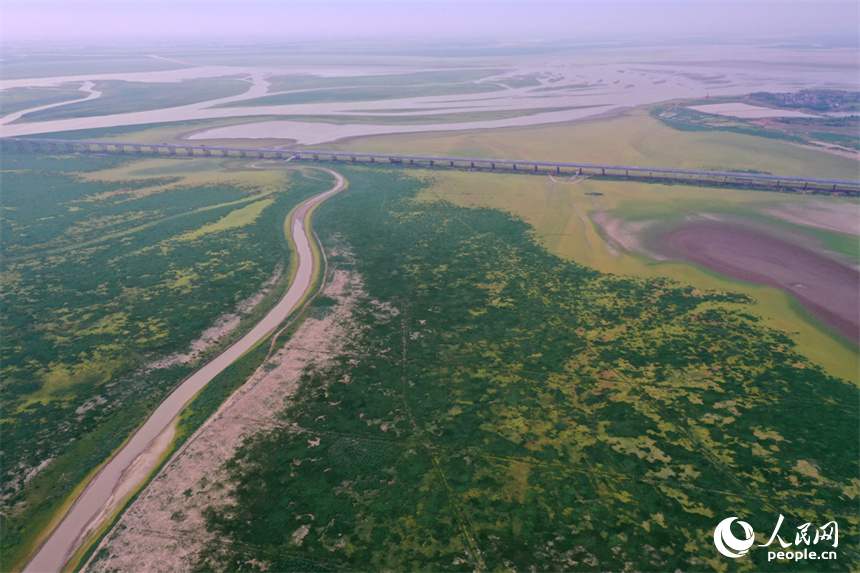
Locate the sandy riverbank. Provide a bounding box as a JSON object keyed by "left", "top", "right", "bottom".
{"left": 23, "top": 170, "right": 346, "bottom": 573}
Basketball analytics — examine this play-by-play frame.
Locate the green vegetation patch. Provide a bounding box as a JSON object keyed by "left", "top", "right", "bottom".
{"left": 0, "top": 154, "right": 332, "bottom": 569}
{"left": 195, "top": 167, "right": 858, "bottom": 572}
{"left": 0, "top": 85, "right": 89, "bottom": 116}
{"left": 651, "top": 101, "right": 860, "bottom": 151}
{"left": 14, "top": 78, "right": 250, "bottom": 123}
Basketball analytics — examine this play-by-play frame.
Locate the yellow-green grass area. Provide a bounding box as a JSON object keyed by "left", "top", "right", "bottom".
{"left": 1, "top": 154, "right": 338, "bottom": 570}
{"left": 328, "top": 108, "right": 859, "bottom": 181}
{"left": 418, "top": 169, "right": 859, "bottom": 384}
{"left": 74, "top": 156, "right": 285, "bottom": 197}
{"left": 63, "top": 167, "right": 343, "bottom": 573}
{"left": 5, "top": 157, "right": 287, "bottom": 264}
{"left": 9, "top": 157, "right": 289, "bottom": 412}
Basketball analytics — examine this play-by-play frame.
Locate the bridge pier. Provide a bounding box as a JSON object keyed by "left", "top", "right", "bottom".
{"left": 601, "top": 168, "right": 605, "bottom": 176}
{"left": 429, "top": 160, "right": 433, "bottom": 167}
{"left": 534, "top": 165, "right": 538, "bottom": 173}
{"left": 491, "top": 162, "right": 495, "bottom": 170}
{"left": 804, "top": 182, "right": 809, "bottom": 191}
{"left": 556, "top": 166, "right": 560, "bottom": 174}
{"left": 221, "top": 150, "right": 229, "bottom": 157}
{"left": 257, "top": 151, "right": 264, "bottom": 159}
{"left": 239, "top": 151, "right": 246, "bottom": 158}
{"left": 512, "top": 164, "right": 516, "bottom": 171}
{"left": 370, "top": 157, "right": 375, "bottom": 163}
{"left": 351, "top": 156, "right": 356, "bottom": 163}
{"left": 134, "top": 145, "right": 143, "bottom": 154}
{"left": 117, "top": 145, "right": 125, "bottom": 154}
{"left": 99, "top": 144, "right": 108, "bottom": 153}
{"left": 471, "top": 161, "right": 475, "bottom": 168}
{"left": 203, "top": 148, "right": 211, "bottom": 157}
{"left": 450, "top": 160, "right": 454, "bottom": 167}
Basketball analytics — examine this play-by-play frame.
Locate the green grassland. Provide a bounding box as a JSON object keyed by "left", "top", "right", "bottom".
{"left": 421, "top": 171, "right": 859, "bottom": 383}
{"left": 318, "top": 109, "right": 858, "bottom": 381}
{"left": 0, "top": 86, "right": 89, "bottom": 117}
{"left": 188, "top": 166, "right": 858, "bottom": 572}
{"left": 651, "top": 100, "right": 860, "bottom": 151}
{"left": 328, "top": 108, "right": 859, "bottom": 181}
{"left": 14, "top": 78, "right": 250, "bottom": 123}
{"left": 0, "top": 153, "right": 334, "bottom": 569}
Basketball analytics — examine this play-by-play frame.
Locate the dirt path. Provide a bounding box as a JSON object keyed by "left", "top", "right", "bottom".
{"left": 23, "top": 170, "right": 346, "bottom": 573}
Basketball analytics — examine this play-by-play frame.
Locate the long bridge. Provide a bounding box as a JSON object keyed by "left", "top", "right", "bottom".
{"left": 3, "top": 137, "right": 859, "bottom": 194}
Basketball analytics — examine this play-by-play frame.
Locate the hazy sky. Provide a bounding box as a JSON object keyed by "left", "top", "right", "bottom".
{"left": 2, "top": 1, "right": 858, "bottom": 44}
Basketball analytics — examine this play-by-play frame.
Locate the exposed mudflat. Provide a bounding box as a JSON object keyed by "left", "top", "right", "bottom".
{"left": 655, "top": 222, "right": 859, "bottom": 344}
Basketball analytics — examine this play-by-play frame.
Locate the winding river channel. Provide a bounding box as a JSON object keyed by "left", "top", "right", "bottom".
{"left": 24, "top": 170, "right": 346, "bottom": 573}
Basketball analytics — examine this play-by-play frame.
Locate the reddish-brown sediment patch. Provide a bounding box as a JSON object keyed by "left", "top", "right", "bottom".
{"left": 656, "top": 222, "right": 859, "bottom": 344}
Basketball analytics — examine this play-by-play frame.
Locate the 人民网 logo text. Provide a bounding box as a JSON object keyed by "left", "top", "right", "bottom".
{"left": 713, "top": 515, "right": 838, "bottom": 562}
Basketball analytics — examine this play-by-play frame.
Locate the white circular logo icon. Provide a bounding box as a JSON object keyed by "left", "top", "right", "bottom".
{"left": 714, "top": 517, "right": 755, "bottom": 558}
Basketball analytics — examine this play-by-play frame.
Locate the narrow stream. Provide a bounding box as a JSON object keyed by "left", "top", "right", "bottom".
{"left": 24, "top": 170, "right": 345, "bottom": 573}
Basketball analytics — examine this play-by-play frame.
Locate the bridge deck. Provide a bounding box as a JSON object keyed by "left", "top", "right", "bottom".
{"left": 2, "top": 137, "right": 858, "bottom": 188}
